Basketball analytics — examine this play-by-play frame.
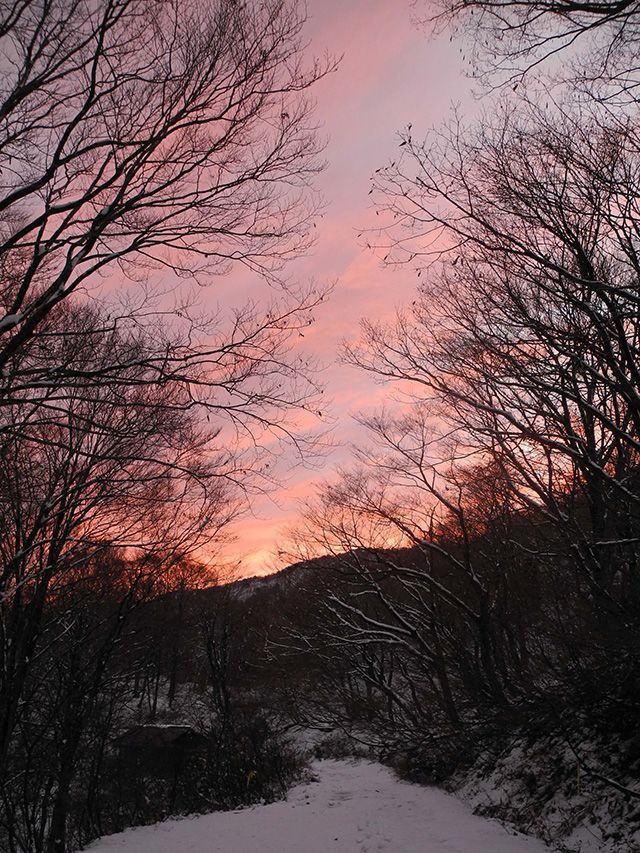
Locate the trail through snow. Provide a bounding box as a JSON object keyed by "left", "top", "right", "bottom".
{"left": 85, "top": 759, "right": 549, "bottom": 852}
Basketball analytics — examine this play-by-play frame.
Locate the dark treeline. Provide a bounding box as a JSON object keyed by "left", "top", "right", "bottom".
{"left": 0, "top": 0, "right": 328, "bottom": 850}
{"left": 1, "top": 557, "right": 303, "bottom": 852}
{"left": 271, "top": 483, "right": 639, "bottom": 779}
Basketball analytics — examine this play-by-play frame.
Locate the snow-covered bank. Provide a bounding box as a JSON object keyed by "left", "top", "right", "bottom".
{"left": 84, "top": 759, "right": 548, "bottom": 852}
{"left": 449, "top": 729, "right": 640, "bottom": 852}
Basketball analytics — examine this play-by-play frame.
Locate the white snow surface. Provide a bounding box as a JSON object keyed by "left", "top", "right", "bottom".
{"left": 85, "top": 759, "right": 549, "bottom": 852}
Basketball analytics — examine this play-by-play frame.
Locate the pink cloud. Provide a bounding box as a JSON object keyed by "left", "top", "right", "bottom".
{"left": 215, "top": 0, "right": 469, "bottom": 576}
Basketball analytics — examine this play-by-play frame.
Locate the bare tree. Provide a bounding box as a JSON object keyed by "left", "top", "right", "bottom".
{"left": 0, "top": 0, "right": 330, "bottom": 390}
{"left": 425, "top": 0, "right": 640, "bottom": 91}
{"left": 0, "top": 302, "right": 239, "bottom": 772}
{"left": 284, "top": 454, "right": 511, "bottom": 728}
{"left": 355, "top": 96, "right": 640, "bottom": 623}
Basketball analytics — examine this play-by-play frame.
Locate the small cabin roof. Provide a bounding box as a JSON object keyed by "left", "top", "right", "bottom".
{"left": 113, "top": 724, "right": 205, "bottom": 749}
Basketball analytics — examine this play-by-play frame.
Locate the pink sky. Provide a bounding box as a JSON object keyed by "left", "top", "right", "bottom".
{"left": 220, "top": 0, "right": 470, "bottom": 576}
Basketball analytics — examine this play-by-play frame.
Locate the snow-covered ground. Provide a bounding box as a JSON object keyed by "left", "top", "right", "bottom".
{"left": 85, "top": 759, "right": 549, "bottom": 852}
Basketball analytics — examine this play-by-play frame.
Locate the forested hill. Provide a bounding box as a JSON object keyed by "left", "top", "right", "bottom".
{"left": 135, "top": 535, "right": 640, "bottom": 850}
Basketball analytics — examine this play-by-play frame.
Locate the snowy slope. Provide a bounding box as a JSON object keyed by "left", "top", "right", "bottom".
{"left": 84, "top": 759, "right": 549, "bottom": 852}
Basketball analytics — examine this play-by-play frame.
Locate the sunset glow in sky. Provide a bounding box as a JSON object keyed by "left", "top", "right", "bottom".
{"left": 223, "top": 1, "right": 469, "bottom": 577}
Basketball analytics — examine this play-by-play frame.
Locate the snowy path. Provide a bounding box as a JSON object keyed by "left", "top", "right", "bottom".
{"left": 85, "top": 759, "right": 549, "bottom": 852}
